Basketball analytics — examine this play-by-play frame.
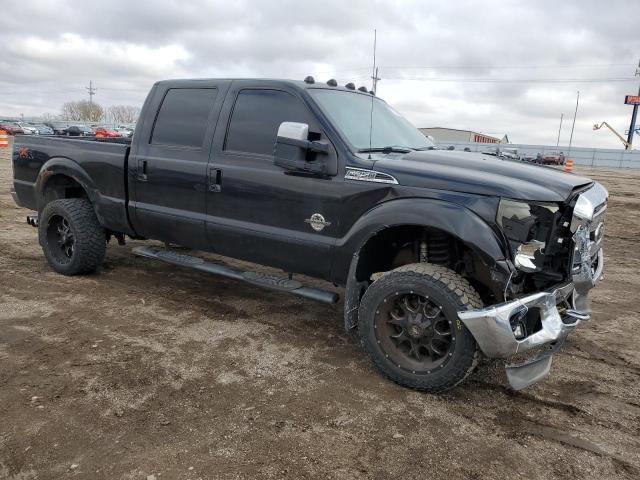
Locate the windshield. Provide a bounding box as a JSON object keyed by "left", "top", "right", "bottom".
{"left": 309, "top": 89, "right": 434, "bottom": 151}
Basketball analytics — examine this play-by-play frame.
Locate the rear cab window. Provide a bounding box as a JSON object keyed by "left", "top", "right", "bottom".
{"left": 151, "top": 88, "right": 219, "bottom": 148}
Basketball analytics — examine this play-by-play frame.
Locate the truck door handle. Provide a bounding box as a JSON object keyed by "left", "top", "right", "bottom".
{"left": 209, "top": 168, "right": 222, "bottom": 193}
{"left": 138, "top": 160, "right": 148, "bottom": 182}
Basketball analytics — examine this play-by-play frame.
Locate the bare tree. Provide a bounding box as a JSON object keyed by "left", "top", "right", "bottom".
{"left": 61, "top": 101, "right": 81, "bottom": 121}
{"left": 107, "top": 105, "right": 141, "bottom": 124}
{"left": 61, "top": 100, "right": 104, "bottom": 122}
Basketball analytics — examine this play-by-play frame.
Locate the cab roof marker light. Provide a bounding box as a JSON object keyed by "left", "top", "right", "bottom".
{"left": 304, "top": 76, "right": 315, "bottom": 84}
{"left": 327, "top": 79, "right": 337, "bottom": 87}
{"left": 345, "top": 83, "right": 356, "bottom": 90}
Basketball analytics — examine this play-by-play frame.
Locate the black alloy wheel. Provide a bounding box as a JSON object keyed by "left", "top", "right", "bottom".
{"left": 39, "top": 198, "right": 106, "bottom": 275}
{"left": 46, "top": 214, "right": 75, "bottom": 264}
{"left": 358, "top": 263, "right": 482, "bottom": 392}
{"left": 375, "top": 292, "right": 455, "bottom": 374}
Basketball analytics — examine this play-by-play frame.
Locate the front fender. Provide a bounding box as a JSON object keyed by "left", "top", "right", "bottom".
{"left": 333, "top": 197, "right": 509, "bottom": 284}
{"left": 337, "top": 197, "right": 512, "bottom": 333}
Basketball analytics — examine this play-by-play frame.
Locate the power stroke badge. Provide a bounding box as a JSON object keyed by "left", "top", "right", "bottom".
{"left": 305, "top": 213, "right": 331, "bottom": 232}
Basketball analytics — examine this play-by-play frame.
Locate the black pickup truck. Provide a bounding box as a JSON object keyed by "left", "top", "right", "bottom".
{"left": 10, "top": 77, "right": 608, "bottom": 392}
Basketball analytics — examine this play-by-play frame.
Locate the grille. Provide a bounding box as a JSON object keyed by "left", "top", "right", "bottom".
{"left": 571, "top": 184, "right": 607, "bottom": 279}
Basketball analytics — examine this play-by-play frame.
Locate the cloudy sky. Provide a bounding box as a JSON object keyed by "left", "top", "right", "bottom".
{"left": 1, "top": 0, "right": 639, "bottom": 148}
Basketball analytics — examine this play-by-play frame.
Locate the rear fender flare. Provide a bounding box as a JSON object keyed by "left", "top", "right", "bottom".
{"left": 35, "top": 157, "right": 99, "bottom": 212}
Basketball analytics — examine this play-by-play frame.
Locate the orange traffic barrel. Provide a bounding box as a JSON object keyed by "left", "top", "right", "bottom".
{"left": 564, "top": 159, "right": 574, "bottom": 173}
{"left": 0, "top": 129, "right": 8, "bottom": 148}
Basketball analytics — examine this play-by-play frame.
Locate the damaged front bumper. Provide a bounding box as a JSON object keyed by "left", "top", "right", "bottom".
{"left": 460, "top": 281, "right": 591, "bottom": 391}
{"left": 459, "top": 182, "right": 608, "bottom": 390}
{"left": 458, "top": 283, "right": 576, "bottom": 390}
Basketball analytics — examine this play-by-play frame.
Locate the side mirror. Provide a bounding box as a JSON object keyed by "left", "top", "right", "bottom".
{"left": 274, "top": 122, "right": 331, "bottom": 175}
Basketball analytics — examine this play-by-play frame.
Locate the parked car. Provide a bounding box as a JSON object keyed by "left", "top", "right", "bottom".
{"left": 10, "top": 77, "right": 607, "bottom": 393}
{"left": 481, "top": 146, "right": 500, "bottom": 157}
{"left": 524, "top": 152, "right": 544, "bottom": 164}
{"left": 543, "top": 151, "right": 566, "bottom": 165}
{"left": 94, "top": 126, "right": 122, "bottom": 138}
{"left": 16, "top": 122, "right": 38, "bottom": 135}
{"left": 45, "top": 121, "right": 70, "bottom": 135}
{"left": 0, "top": 122, "right": 24, "bottom": 135}
{"left": 500, "top": 147, "right": 519, "bottom": 161}
{"left": 31, "top": 124, "right": 54, "bottom": 135}
{"left": 63, "top": 125, "right": 95, "bottom": 136}
{"left": 115, "top": 125, "right": 134, "bottom": 137}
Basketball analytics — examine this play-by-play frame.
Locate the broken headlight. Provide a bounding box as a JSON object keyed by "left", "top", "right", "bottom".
{"left": 497, "top": 199, "right": 559, "bottom": 272}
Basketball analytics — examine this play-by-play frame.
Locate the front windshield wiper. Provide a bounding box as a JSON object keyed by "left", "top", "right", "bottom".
{"left": 358, "top": 146, "right": 415, "bottom": 154}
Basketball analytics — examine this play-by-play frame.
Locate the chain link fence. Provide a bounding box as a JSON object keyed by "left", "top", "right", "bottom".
{"left": 434, "top": 140, "right": 640, "bottom": 169}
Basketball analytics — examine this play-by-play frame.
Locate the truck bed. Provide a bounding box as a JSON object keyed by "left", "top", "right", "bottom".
{"left": 11, "top": 135, "right": 133, "bottom": 234}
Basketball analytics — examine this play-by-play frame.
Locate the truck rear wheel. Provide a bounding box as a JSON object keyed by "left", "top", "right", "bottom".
{"left": 39, "top": 198, "right": 106, "bottom": 275}
{"left": 358, "top": 263, "right": 482, "bottom": 393}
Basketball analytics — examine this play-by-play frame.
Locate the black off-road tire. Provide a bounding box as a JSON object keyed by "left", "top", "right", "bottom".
{"left": 358, "top": 263, "right": 482, "bottom": 393}
{"left": 39, "top": 198, "right": 106, "bottom": 275}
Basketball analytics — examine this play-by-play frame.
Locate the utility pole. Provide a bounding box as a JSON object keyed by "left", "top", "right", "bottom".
{"left": 556, "top": 113, "right": 563, "bottom": 147}
{"left": 568, "top": 90, "right": 580, "bottom": 152}
{"left": 625, "top": 59, "right": 640, "bottom": 150}
{"left": 370, "top": 30, "right": 381, "bottom": 94}
{"left": 86, "top": 80, "right": 97, "bottom": 120}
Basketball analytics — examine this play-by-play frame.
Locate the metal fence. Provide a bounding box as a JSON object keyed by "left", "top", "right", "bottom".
{"left": 434, "top": 141, "right": 640, "bottom": 169}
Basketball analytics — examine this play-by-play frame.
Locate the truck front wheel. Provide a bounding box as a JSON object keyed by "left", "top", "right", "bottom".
{"left": 358, "top": 263, "right": 482, "bottom": 393}
{"left": 39, "top": 198, "right": 106, "bottom": 275}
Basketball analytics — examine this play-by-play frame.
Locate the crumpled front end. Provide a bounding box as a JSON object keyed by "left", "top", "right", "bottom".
{"left": 458, "top": 182, "right": 608, "bottom": 390}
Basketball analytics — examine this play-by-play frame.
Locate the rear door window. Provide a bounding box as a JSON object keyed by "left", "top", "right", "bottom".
{"left": 151, "top": 88, "right": 218, "bottom": 148}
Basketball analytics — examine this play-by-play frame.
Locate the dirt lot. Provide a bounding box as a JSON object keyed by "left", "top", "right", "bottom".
{"left": 1, "top": 144, "right": 639, "bottom": 480}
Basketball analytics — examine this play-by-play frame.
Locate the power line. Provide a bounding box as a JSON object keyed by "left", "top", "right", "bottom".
{"left": 313, "top": 63, "right": 637, "bottom": 75}
{"left": 98, "top": 87, "right": 149, "bottom": 92}
{"left": 374, "top": 63, "right": 637, "bottom": 70}
{"left": 349, "top": 76, "right": 637, "bottom": 84}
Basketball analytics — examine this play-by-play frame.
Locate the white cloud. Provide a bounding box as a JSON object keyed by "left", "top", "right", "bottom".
{"left": 1, "top": 0, "right": 638, "bottom": 148}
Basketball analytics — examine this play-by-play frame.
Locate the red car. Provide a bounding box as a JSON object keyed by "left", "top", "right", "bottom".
{"left": 94, "top": 127, "right": 122, "bottom": 138}
{"left": 542, "top": 151, "right": 566, "bottom": 165}
{"left": 0, "top": 122, "right": 24, "bottom": 135}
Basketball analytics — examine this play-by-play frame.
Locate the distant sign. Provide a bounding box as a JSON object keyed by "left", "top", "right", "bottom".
{"left": 625, "top": 95, "right": 640, "bottom": 105}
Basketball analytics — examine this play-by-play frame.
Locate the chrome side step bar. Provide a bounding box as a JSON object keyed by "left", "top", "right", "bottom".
{"left": 132, "top": 246, "right": 340, "bottom": 305}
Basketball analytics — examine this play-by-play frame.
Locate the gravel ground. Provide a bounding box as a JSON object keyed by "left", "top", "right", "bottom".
{"left": 1, "top": 141, "right": 639, "bottom": 479}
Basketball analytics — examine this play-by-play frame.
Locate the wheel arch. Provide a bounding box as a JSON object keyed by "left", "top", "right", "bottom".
{"left": 339, "top": 198, "right": 513, "bottom": 333}
{"left": 35, "top": 157, "right": 98, "bottom": 212}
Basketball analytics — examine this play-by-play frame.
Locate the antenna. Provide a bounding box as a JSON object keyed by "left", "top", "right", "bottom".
{"left": 370, "top": 31, "right": 381, "bottom": 94}
{"left": 368, "top": 29, "right": 377, "bottom": 159}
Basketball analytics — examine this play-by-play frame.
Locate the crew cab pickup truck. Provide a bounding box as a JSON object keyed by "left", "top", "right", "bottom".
{"left": 10, "top": 77, "right": 607, "bottom": 392}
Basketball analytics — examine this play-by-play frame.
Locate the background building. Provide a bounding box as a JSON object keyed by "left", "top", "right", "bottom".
{"left": 420, "top": 127, "right": 509, "bottom": 144}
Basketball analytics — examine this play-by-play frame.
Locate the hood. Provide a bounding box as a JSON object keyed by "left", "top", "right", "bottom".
{"left": 372, "top": 150, "right": 592, "bottom": 202}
